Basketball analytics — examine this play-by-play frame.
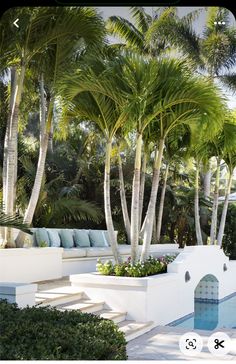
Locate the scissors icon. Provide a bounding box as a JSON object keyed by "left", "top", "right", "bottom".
{"left": 214, "top": 339, "right": 225, "bottom": 349}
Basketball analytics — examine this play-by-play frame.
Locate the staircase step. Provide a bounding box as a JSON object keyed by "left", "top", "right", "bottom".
{"left": 58, "top": 299, "right": 105, "bottom": 314}
{"left": 95, "top": 309, "right": 127, "bottom": 324}
{"left": 35, "top": 287, "right": 84, "bottom": 307}
{"left": 118, "top": 320, "right": 155, "bottom": 342}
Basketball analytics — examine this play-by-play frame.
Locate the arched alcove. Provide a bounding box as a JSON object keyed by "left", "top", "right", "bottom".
{"left": 194, "top": 274, "right": 219, "bottom": 302}
{"left": 194, "top": 274, "right": 219, "bottom": 330}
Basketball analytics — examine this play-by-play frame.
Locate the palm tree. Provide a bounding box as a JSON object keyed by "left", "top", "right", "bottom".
{"left": 23, "top": 8, "right": 105, "bottom": 228}
{"left": 140, "top": 77, "right": 224, "bottom": 258}
{"left": 106, "top": 7, "right": 201, "bottom": 60}
{"left": 217, "top": 117, "right": 236, "bottom": 246}
{"left": 61, "top": 50, "right": 224, "bottom": 262}
{"left": 60, "top": 57, "right": 126, "bottom": 262}
{"left": 1, "top": 7, "right": 105, "bottom": 246}
{"left": 155, "top": 128, "right": 190, "bottom": 243}
{"left": 114, "top": 140, "right": 131, "bottom": 243}
{"left": 178, "top": 8, "right": 236, "bottom": 200}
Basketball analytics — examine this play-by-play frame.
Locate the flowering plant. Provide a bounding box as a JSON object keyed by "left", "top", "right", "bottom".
{"left": 96, "top": 254, "right": 177, "bottom": 277}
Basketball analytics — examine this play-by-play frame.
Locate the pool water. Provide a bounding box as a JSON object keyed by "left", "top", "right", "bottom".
{"left": 170, "top": 295, "right": 236, "bottom": 330}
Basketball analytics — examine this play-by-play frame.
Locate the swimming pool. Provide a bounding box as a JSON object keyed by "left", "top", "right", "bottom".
{"left": 168, "top": 294, "right": 236, "bottom": 330}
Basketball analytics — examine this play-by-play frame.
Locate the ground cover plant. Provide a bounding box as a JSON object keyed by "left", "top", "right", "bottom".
{"left": 96, "top": 254, "right": 177, "bottom": 277}
{"left": 0, "top": 300, "right": 127, "bottom": 360}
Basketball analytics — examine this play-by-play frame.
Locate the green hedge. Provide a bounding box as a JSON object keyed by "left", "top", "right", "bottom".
{"left": 0, "top": 300, "right": 127, "bottom": 360}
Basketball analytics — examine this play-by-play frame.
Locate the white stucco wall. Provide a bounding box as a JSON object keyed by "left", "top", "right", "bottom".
{"left": 70, "top": 246, "right": 236, "bottom": 325}
{"left": 0, "top": 283, "right": 37, "bottom": 308}
{"left": 0, "top": 248, "right": 63, "bottom": 283}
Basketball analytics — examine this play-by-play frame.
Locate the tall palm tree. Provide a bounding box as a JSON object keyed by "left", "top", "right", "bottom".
{"left": 1, "top": 7, "right": 105, "bottom": 245}
{"left": 60, "top": 57, "right": 127, "bottom": 262}
{"left": 22, "top": 8, "right": 105, "bottom": 229}
{"left": 139, "top": 78, "right": 224, "bottom": 258}
{"left": 217, "top": 117, "right": 236, "bottom": 246}
{"left": 62, "top": 51, "right": 224, "bottom": 262}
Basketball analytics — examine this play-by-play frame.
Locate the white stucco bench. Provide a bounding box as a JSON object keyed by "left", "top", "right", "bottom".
{"left": 28, "top": 228, "right": 180, "bottom": 276}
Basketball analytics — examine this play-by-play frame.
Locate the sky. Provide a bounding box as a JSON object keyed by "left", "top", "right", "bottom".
{"left": 97, "top": 7, "right": 236, "bottom": 110}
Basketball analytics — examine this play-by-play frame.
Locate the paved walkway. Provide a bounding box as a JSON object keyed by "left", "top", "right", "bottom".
{"left": 127, "top": 326, "right": 236, "bottom": 360}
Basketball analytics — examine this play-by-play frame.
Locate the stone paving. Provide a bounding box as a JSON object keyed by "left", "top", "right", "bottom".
{"left": 127, "top": 326, "right": 236, "bottom": 360}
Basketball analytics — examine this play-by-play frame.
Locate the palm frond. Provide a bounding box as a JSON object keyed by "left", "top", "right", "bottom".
{"left": 106, "top": 16, "right": 143, "bottom": 50}
{"left": 130, "top": 7, "right": 149, "bottom": 33}
{"left": 0, "top": 211, "right": 31, "bottom": 234}
{"left": 44, "top": 198, "right": 102, "bottom": 226}
{"left": 220, "top": 73, "right": 236, "bottom": 92}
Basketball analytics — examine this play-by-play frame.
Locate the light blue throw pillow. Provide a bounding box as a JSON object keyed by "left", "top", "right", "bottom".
{"left": 47, "top": 229, "right": 61, "bottom": 247}
{"left": 89, "top": 230, "right": 109, "bottom": 247}
{"left": 74, "top": 230, "right": 91, "bottom": 247}
{"left": 103, "top": 231, "right": 111, "bottom": 246}
{"left": 35, "top": 228, "right": 50, "bottom": 247}
{"left": 59, "top": 229, "right": 74, "bottom": 248}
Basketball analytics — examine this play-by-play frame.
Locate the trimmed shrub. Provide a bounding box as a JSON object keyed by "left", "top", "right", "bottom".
{"left": 0, "top": 300, "right": 127, "bottom": 360}
{"left": 97, "top": 255, "right": 177, "bottom": 277}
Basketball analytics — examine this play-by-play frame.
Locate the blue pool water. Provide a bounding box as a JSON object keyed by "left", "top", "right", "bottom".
{"left": 170, "top": 295, "right": 236, "bottom": 330}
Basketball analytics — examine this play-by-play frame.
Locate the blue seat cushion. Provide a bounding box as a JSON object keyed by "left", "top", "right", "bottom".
{"left": 35, "top": 228, "right": 50, "bottom": 247}
{"left": 47, "top": 229, "right": 61, "bottom": 247}
{"left": 89, "top": 230, "right": 109, "bottom": 247}
{"left": 74, "top": 230, "right": 91, "bottom": 247}
{"left": 59, "top": 229, "right": 74, "bottom": 248}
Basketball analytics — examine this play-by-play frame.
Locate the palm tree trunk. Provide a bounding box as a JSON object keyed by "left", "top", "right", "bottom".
{"left": 39, "top": 73, "right": 46, "bottom": 144}
{"left": 5, "top": 65, "right": 25, "bottom": 216}
{"left": 194, "top": 162, "right": 203, "bottom": 245}
{"left": 3, "top": 68, "right": 18, "bottom": 206}
{"left": 3, "top": 68, "right": 18, "bottom": 247}
{"left": 104, "top": 140, "right": 122, "bottom": 264}
{"left": 203, "top": 162, "right": 211, "bottom": 199}
{"left": 130, "top": 133, "right": 142, "bottom": 263}
{"left": 156, "top": 163, "right": 169, "bottom": 243}
{"left": 16, "top": 76, "right": 50, "bottom": 247}
{"left": 138, "top": 153, "right": 147, "bottom": 230}
{"left": 23, "top": 83, "right": 51, "bottom": 226}
{"left": 210, "top": 157, "right": 220, "bottom": 244}
{"left": 139, "top": 148, "right": 159, "bottom": 241}
{"left": 217, "top": 171, "right": 233, "bottom": 247}
{"left": 3, "top": 65, "right": 25, "bottom": 248}
{"left": 118, "top": 154, "right": 131, "bottom": 243}
{"left": 152, "top": 210, "right": 157, "bottom": 243}
{"left": 48, "top": 121, "right": 54, "bottom": 153}
{"left": 140, "top": 138, "right": 164, "bottom": 261}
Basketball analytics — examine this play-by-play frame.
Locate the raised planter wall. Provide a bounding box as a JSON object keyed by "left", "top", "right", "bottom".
{"left": 70, "top": 246, "right": 236, "bottom": 326}
{"left": 0, "top": 248, "right": 63, "bottom": 283}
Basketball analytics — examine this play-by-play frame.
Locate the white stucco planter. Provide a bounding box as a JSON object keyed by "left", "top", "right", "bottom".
{"left": 0, "top": 247, "right": 63, "bottom": 283}
{"left": 70, "top": 246, "right": 236, "bottom": 326}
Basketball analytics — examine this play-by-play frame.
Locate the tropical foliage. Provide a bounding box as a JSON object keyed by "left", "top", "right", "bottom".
{"left": 0, "top": 6, "right": 235, "bottom": 260}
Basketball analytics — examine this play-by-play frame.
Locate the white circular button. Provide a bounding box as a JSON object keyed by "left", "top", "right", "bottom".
{"left": 207, "top": 332, "right": 231, "bottom": 356}
{"left": 179, "top": 332, "right": 203, "bottom": 356}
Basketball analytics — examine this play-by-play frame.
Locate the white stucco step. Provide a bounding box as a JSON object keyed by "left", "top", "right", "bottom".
{"left": 36, "top": 291, "right": 84, "bottom": 307}
{"left": 118, "top": 320, "right": 155, "bottom": 342}
{"left": 58, "top": 299, "right": 105, "bottom": 313}
{"left": 95, "top": 309, "right": 127, "bottom": 323}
